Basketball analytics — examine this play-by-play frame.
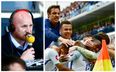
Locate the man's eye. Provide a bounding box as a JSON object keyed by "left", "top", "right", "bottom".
{"left": 52, "top": 12, "right": 59, "bottom": 15}
{"left": 52, "top": 13, "right": 56, "bottom": 14}
{"left": 22, "top": 25, "right": 27, "bottom": 27}
{"left": 30, "top": 25, "right": 33, "bottom": 27}
{"left": 91, "top": 40, "right": 94, "bottom": 42}
{"left": 65, "top": 29, "right": 68, "bottom": 31}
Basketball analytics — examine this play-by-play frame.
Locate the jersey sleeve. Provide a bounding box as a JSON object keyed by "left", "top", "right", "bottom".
{"left": 68, "top": 50, "right": 81, "bottom": 61}
{"left": 48, "top": 49, "right": 60, "bottom": 65}
{"left": 76, "top": 46, "right": 98, "bottom": 59}
{"left": 71, "top": 46, "right": 98, "bottom": 59}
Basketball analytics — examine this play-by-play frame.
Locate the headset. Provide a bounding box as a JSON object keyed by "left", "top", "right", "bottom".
{"left": 8, "top": 9, "right": 34, "bottom": 32}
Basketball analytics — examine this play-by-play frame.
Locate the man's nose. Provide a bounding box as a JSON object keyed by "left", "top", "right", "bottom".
{"left": 56, "top": 13, "right": 59, "bottom": 17}
{"left": 67, "top": 30, "right": 71, "bottom": 33}
{"left": 26, "top": 27, "right": 32, "bottom": 34}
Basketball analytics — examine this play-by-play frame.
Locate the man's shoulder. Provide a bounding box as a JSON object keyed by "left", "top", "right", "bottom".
{"left": 45, "top": 19, "right": 50, "bottom": 23}
{"left": 45, "top": 19, "right": 51, "bottom": 27}
{"left": 2, "top": 33, "right": 14, "bottom": 57}
{"left": 45, "top": 48, "right": 58, "bottom": 56}
{"left": 2, "top": 33, "right": 11, "bottom": 47}
{"left": 2, "top": 33, "right": 10, "bottom": 42}
{"left": 45, "top": 48, "right": 57, "bottom": 53}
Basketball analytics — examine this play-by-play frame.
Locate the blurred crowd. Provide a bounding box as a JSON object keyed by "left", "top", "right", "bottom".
{"left": 60, "top": 1, "right": 99, "bottom": 19}
{"left": 60, "top": 1, "right": 111, "bottom": 20}
{"left": 90, "top": 21, "right": 115, "bottom": 35}
{"left": 72, "top": 20, "right": 115, "bottom": 40}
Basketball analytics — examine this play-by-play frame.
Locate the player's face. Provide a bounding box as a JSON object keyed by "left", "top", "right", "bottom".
{"left": 48, "top": 8, "right": 60, "bottom": 25}
{"left": 83, "top": 37, "right": 100, "bottom": 52}
{"left": 60, "top": 24, "right": 72, "bottom": 39}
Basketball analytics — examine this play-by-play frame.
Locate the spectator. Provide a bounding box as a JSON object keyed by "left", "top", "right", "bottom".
{"left": 2, "top": 56, "right": 26, "bottom": 71}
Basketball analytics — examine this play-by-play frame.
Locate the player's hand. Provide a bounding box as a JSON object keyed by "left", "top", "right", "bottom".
{"left": 59, "top": 55, "right": 69, "bottom": 62}
{"left": 58, "top": 37, "right": 75, "bottom": 47}
{"left": 69, "top": 46, "right": 77, "bottom": 53}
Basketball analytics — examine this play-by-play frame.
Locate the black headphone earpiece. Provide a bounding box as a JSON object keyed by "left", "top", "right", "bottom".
{"left": 8, "top": 9, "right": 34, "bottom": 32}
{"left": 8, "top": 24, "right": 15, "bottom": 32}
{"left": 8, "top": 10, "right": 16, "bottom": 32}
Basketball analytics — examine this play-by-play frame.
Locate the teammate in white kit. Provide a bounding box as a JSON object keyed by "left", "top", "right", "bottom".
{"left": 45, "top": 44, "right": 72, "bottom": 71}
{"left": 46, "top": 20, "right": 87, "bottom": 71}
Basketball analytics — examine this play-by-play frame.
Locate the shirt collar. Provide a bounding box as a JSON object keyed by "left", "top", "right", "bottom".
{"left": 46, "top": 19, "right": 60, "bottom": 28}
{"left": 10, "top": 33, "right": 28, "bottom": 50}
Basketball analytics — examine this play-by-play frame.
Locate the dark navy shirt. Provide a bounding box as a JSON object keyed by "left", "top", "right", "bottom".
{"left": 45, "top": 19, "right": 60, "bottom": 48}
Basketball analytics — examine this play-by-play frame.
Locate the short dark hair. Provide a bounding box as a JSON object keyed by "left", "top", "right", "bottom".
{"left": 94, "top": 32, "right": 110, "bottom": 44}
{"left": 59, "top": 43, "right": 70, "bottom": 55}
{"left": 2, "top": 56, "right": 26, "bottom": 71}
{"left": 47, "top": 5, "right": 60, "bottom": 14}
{"left": 60, "top": 20, "right": 72, "bottom": 28}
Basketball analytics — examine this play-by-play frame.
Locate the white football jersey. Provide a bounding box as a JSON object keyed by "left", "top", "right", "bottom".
{"left": 45, "top": 48, "right": 60, "bottom": 71}
{"left": 68, "top": 51, "right": 86, "bottom": 71}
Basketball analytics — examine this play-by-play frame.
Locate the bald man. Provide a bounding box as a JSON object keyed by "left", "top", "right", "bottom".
{"left": 2, "top": 9, "right": 35, "bottom": 67}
